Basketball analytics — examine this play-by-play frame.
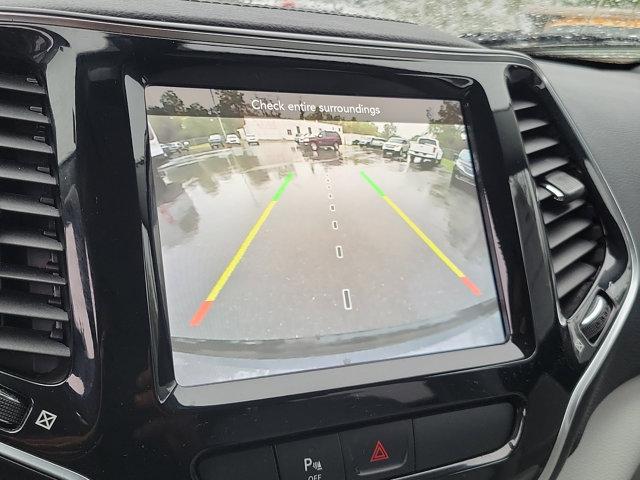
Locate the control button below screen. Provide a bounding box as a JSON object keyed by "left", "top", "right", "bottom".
{"left": 413, "top": 403, "right": 515, "bottom": 471}
{"left": 276, "top": 434, "right": 345, "bottom": 480}
{"left": 340, "top": 420, "right": 414, "bottom": 480}
{"left": 198, "top": 446, "right": 279, "bottom": 480}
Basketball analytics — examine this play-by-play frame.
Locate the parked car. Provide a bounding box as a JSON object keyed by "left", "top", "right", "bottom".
{"left": 367, "top": 137, "right": 386, "bottom": 149}
{"left": 245, "top": 133, "right": 260, "bottom": 145}
{"left": 161, "top": 141, "right": 186, "bottom": 157}
{"left": 382, "top": 136, "right": 410, "bottom": 157}
{"left": 226, "top": 133, "right": 241, "bottom": 145}
{"left": 450, "top": 149, "right": 475, "bottom": 188}
{"left": 408, "top": 136, "right": 444, "bottom": 167}
{"left": 295, "top": 133, "right": 311, "bottom": 144}
{"left": 358, "top": 136, "right": 373, "bottom": 147}
{"left": 352, "top": 137, "right": 370, "bottom": 146}
{"left": 298, "top": 133, "right": 311, "bottom": 145}
{"left": 209, "top": 134, "right": 224, "bottom": 149}
{"left": 307, "top": 130, "right": 342, "bottom": 151}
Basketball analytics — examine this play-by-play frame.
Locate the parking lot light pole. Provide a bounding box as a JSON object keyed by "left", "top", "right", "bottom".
{"left": 209, "top": 89, "right": 227, "bottom": 137}
{"left": 217, "top": 116, "right": 227, "bottom": 137}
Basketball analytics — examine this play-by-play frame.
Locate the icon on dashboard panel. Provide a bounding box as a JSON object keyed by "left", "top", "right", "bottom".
{"left": 35, "top": 409, "right": 57, "bottom": 430}
{"left": 303, "top": 457, "right": 323, "bottom": 472}
{"left": 369, "top": 440, "right": 389, "bottom": 463}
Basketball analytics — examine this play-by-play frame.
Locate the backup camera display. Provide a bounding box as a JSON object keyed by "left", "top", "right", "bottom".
{"left": 146, "top": 87, "right": 505, "bottom": 387}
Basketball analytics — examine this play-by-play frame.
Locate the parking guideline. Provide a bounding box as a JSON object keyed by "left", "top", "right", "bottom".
{"left": 272, "top": 172, "right": 295, "bottom": 201}
{"left": 189, "top": 172, "right": 295, "bottom": 327}
{"left": 359, "top": 171, "right": 481, "bottom": 297}
{"left": 360, "top": 170, "right": 385, "bottom": 197}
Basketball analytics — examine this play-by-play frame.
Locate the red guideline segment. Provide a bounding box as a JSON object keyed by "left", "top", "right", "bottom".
{"left": 188, "top": 173, "right": 295, "bottom": 327}
{"left": 189, "top": 300, "right": 213, "bottom": 327}
{"left": 460, "top": 276, "right": 482, "bottom": 297}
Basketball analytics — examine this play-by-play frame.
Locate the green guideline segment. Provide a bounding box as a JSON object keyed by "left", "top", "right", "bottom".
{"left": 272, "top": 172, "right": 295, "bottom": 201}
{"left": 360, "top": 171, "right": 385, "bottom": 197}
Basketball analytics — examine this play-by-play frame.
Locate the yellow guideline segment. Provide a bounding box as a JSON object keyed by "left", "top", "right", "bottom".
{"left": 190, "top": 173, "right": 294, "bottom": 327}
{"left": 359, "top": 170, "right": 481, "bottom": 297}
{"left": 383, "top": 196, "right": 465, "bottom": 278}
{"left": 205, "top": 200, "right": 276, "bottom": 303}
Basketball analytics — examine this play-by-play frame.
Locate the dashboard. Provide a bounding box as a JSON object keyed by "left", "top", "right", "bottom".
{"left": 0, "top": 4, "right": 638, "bottom": 480}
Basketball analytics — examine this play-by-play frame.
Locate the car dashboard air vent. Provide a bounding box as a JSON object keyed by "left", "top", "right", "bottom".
{"left": 0, "top": 60, "right": 71, "bottom": 381}
{"left": 507, "top": 66, "right": 606, "bottom": 318}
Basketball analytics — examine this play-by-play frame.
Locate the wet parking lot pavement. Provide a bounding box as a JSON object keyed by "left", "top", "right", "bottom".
{"left": 154, "top": 140, "right": 505, "bottom": 380}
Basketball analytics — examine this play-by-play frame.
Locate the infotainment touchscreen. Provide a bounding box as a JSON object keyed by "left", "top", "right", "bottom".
{"left": 146, "top": 87, "right": 506, "bottom": 387}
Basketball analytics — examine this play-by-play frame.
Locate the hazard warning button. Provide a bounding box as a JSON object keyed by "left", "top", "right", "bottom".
{"left": 370, "top": 441, "right": 389, "bottom": 463}
{"left": 340, "top": 420, "right": 414, "bottom": 480}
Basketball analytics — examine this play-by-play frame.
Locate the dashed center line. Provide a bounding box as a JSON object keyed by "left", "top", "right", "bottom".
{"left": 325, "top": 174, "right": 348, "bottom": 312}
{"left": 342, "top": 289, "right": 352, "bottom": 310}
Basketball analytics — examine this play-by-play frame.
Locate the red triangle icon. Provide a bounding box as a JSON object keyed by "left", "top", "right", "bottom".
{"left": 369, "top": 440, "right": 390, "bottom": 463}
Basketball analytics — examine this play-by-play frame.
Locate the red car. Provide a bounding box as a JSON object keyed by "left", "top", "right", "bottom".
{"left": 307, "top": 130, "right": 342, "bottom": 151}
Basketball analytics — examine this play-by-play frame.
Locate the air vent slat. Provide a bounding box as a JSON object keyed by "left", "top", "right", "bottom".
{"left": 0, "top": 291, "right": 68, "bottom": 322}
{"left": 547, "top": 217, "right": 592, "bottom": 249}
{"left": 0, "top": 193, "right": 59, "bottom": 217}
{"left": 543, "top": 199, "right": 586, "bottom": 225}
{"left": 552, "top": 238, "right": 598, "bottom": 274}
{"left": 529, "top": 156, "right": 570, "bottom": 178}
{"left": 512, "top": 99, "right": 537, "bottom": 111}
{"left": 0, "top": 63, "right": 71, "bottom": 381}
{"left": 0, "top": 132, "right": 52, "bottom": 155}
{"left": 523, "top": 136, "right": 559, "bottom": 156}
{"left": 518, "top": 117, "right": 549, "bottom": 133}
{"left": 0, "top": 99, "right": 49, "bottom": 124}
{"left": 0, "top": 159, "right": 57, "bottom": 185}
{"left": 0, "top": 73, "right": 45, "bottom": 95}
{"left": 0, "top": 264, "right": 66, "bottom": 285}
{"left": 556, "top": 263, "right": 597, "bottom": 299}
{"left": 0, "top": 326, "right": 70, "bottom": 358}
{"left": 0, "top": 229, "right": 62, "bottom": 251}
{"left": 508, "top": 66, "right": 607, "bottom": 317}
